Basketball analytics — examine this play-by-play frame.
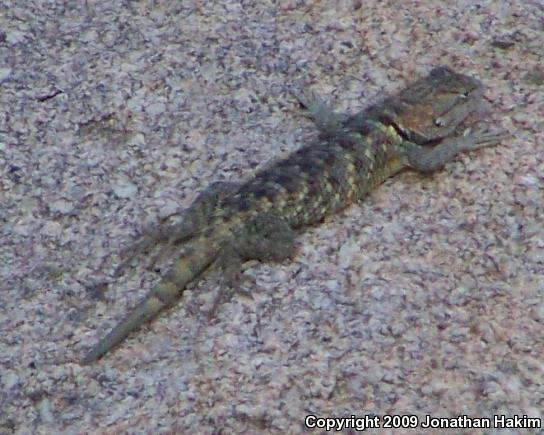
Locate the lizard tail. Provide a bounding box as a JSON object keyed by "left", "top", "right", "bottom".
{"left": 81, "top": 232, "right": 221, "bottom": 364}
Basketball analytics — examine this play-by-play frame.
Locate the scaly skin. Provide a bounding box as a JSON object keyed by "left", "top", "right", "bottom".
{"left": 81, "top": 66, "right": 506, "bottom": 364}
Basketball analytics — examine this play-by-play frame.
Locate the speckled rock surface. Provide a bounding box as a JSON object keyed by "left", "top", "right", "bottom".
{"left": 1, "top": 1, "right": 542, "bottom": 434}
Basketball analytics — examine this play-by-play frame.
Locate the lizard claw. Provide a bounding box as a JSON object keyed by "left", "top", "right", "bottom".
{"left": 462, "top": 127, "right": 511, "bottom": 149}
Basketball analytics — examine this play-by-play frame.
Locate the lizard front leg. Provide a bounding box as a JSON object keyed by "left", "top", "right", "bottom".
{"left": 405, "top": 129, "right": 509, "bottom": 173}
{"left": 292, "top": 88, "right": 350, "bottom": 139}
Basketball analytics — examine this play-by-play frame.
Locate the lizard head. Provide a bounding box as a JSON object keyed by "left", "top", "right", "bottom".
{"left": 373, "top": 66, "right": 489, "bottom": 144}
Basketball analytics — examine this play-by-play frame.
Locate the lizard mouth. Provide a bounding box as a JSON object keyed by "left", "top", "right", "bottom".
{"left": 372, "top": 112, "right": 434, "bottom": 145}
{"left": 377, "top": 89, "right": 485, "bottom": 147}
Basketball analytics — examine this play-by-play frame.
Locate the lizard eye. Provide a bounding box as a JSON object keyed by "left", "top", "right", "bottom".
{"left": 434, "top": 117, "right": 446, "bottom": 127}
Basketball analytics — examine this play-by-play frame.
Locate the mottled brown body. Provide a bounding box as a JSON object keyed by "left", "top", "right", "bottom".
{"left": 222, "top": 123, "right": 401, "bottom": 228}
{"left": 82, "top": 66, "right": 505, "bottom": 364}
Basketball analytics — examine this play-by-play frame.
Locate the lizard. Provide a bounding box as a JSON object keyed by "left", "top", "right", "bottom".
{"left": 81, "top": 66, "right": 506, "bottom": 364}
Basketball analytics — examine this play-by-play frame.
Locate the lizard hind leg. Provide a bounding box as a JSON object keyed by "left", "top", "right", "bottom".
{"left": 212, "top": 211, "right": 299, "bottom": 289}
{"left": 114, "top": 181, "right": 241, "bottom": 277}
{"left": 237, "top": 214, "right": 298, "bottom": 263}
{"left": 202, "top": 215, "right": 298, "bottom": 317}
{"left": 201, "top": 245, "right": 248, "bottom": 318}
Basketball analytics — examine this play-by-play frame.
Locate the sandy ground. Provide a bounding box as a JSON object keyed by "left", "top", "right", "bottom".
{"left": 1, "top": 1, "right": 543, "bottom": 434}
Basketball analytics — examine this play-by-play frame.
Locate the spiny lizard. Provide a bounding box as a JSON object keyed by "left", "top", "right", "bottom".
{"left": 81, "top": 66, "right": 506, "bottom": 364}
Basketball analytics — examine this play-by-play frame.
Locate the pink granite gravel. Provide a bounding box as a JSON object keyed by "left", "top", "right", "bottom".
{"left": 1, "top": 1, "right": 542, "bottom": 433}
